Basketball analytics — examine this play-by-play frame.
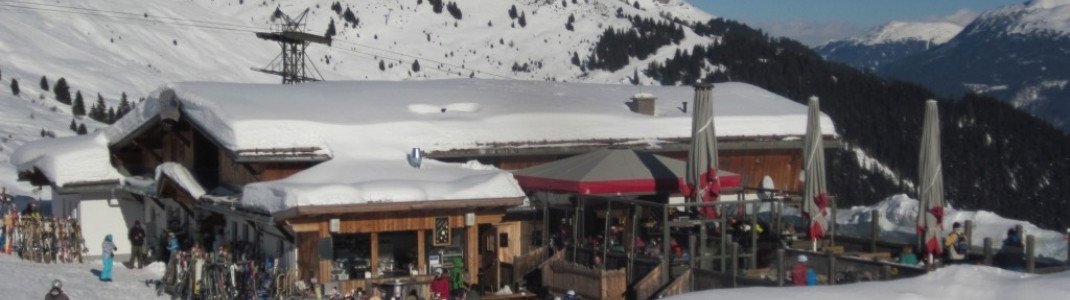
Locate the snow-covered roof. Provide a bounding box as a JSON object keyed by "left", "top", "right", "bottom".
{"left": 9, "top": 132, "right": 123, "bottom": 187}
{"left": 157, "top": 79, "right": 834, "bottom": 157}
{"left": 12, "top": 79, "right": 836, "bottom": 214}
{"left": 155, "top": 162, "right": 206, "bottom": 199}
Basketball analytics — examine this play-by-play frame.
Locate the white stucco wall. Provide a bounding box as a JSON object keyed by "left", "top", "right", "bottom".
{"left": 73, "top": 192, "right": 144, "bottom": 257}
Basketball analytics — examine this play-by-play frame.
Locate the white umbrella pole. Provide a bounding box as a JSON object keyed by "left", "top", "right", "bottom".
{"left": 812, "top": 238, "right": 817, "bottom": 252}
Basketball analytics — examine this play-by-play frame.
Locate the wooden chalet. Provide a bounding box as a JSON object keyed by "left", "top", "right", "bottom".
{"left": 10, "top": 79, "right": 839, "bottom": 298}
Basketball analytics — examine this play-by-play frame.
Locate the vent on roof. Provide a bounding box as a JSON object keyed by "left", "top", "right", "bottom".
{"left": 631, "top": 94, "right": 656, "bottom": 116}
{"left": 407, "top": 148, "right": 423, "bottom": 168}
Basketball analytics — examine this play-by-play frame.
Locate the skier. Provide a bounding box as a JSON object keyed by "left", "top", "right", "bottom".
{"left": 44, "top": 279, "right": 70, "bottom": 300}
{"left": 100, "top": 234, "right": 117, "bottom": 281}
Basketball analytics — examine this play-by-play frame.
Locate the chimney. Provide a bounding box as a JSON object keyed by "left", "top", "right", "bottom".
{"left": 631, "top": 93, "right": 657, "bottom": 116}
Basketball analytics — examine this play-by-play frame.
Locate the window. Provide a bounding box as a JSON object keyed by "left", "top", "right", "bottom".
{"left": 332, "top": 234, "right": 372, "bottom": 280}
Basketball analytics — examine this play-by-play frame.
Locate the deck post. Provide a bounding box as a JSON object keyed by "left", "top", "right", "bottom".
{"left": 1027, "top": 235, "right": 1036, "bottom": 273}
{"left": 776, "top": 248, "right": 785, "bottom": 286}
{"left": 662, "top": 205, "right": 671, "bottom": 283}
{"left": 730, "top": 242, "right": 739, "bottom": 288}
{"left": 689, "top": 235, "right": 697, "bottom": 270}
{"left": 982, "top": 238, "right": 993, "bottom": 266}
{"left": 826, "top": 251, "right": 836, "bottom": 285}
{"left": 870, "top": 210, "right": 880, "bottom": 252}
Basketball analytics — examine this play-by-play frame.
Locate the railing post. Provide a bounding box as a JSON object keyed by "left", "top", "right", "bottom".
{"left": 827, "top": 251, "right": 836, "bottom": 285}
{"left": 1026, "top": 235, "right": 1036, "bottom": 273}
{"left": 513, "top": 255, "right": 520, "bottom": 289}
{"left": 699, "top": 223, "right": 709, "bottom": 270}
{"left": 662, "top": 205, "right": 670, "bottom": 283}
{"left": 983, "top": 238, "right": 993, "bottom": 266}
{"left": 965, "top": 220, "right": 974, "bottom": 253}
{"left": 688, "top": 235, "right": 697, "bottom": 270}
{"left": 870, "top": 210, "right": 880, "bottom": 252}
{"left": 730, "top": 242, "right": 739, "bottom": 288}
{"left": 776, "top": 249, "right": 785, "bottom": 287}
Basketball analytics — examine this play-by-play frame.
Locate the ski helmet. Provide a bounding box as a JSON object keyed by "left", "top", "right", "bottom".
{"left": 52, "top": 279, "right": 62, "bottom": 289}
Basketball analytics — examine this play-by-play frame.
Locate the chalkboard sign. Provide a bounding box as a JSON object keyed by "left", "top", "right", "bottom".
{"left": 434, "top": 216, "right": 451, "bottom": 246}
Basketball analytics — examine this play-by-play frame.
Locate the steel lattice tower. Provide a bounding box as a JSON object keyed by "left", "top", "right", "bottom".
{"left": 252, "top": 8, "right": 330, "bottom": 84}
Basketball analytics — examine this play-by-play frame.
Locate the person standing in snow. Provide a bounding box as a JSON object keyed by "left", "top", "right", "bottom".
{"left": 100, "top": 234, "right": 118, "bottom": 281}
{"left": 128, "top": 221, "right": 146, "bottom": 269}
{"left": 45, "top": 279, "right": 70, "bottom": 300}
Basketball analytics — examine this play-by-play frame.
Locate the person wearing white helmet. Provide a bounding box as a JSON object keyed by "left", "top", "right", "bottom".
{"left": 45, "top": 279, "right": 70, "bottom": 300}
{"left": 430, "top": 267, "right": 450, "bottom": 300}
{"left": 789, "top": 254, "right": 819, "bottom": 286}
{"left": 563, "top": 289, "right": 577, "bottom": 300}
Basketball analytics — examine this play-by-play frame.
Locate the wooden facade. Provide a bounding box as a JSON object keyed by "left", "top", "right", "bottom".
{"left": 286, "top": 208, "right": 523, "bottom": 294}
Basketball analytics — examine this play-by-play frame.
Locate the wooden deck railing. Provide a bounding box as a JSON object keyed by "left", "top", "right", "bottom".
{"left": 541, "top": 254, "right": 627, "bottom": 300}
{"left": 633, "top": 262, "right": 666, "bottom": 300}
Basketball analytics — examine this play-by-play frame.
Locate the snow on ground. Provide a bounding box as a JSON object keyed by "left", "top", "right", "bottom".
{"left": 0, "top": 254, "right": 166, "bottom": 299}
{"left": 668, "top": 264, "right": 1070, "bottom": 300}
{"left": 836, "top": 194, "right": 1069, "bottom": 263}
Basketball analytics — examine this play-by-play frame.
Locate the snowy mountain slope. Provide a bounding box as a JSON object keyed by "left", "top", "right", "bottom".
{"left": 879, "top": 0, "right": 1070, "bottom": 132}
{"left": 0, "top": 0, "right": 721, "bottom": 197}
{"left": 815, "top": 21, "right": 963, "bottom": 71}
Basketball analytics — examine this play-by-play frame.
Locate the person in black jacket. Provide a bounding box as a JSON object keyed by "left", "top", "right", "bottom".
{"left": 45, "top": 279, "right": 69, "bottom": 300}
{"left": 128, "top": 220, "right": 146, "bottom": 269}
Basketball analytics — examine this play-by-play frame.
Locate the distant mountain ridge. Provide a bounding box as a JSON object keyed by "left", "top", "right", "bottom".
{"left": 879, "top": 0, "right": 1070, "bottom": 131}
{"left": 816, "top": 0, "right": 1070, "bottom": 132}
{"left": 815, "top": 21, "right": 963, "bottom": 71}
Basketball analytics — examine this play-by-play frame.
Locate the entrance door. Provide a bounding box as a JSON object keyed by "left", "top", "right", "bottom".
{"left": 478, "top": 224, "right": 499, "bottom": 293}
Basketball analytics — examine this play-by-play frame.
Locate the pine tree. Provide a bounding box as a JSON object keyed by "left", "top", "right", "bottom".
{"left": 39, "top": 76, "right": 48, "bottom": 91}
{"left": 116, "top": 93, "right": 132, "bottom": 120}
{"left": 72, "top": 91, "right": 86, "bottom": 116}
{"left": 508, "top": 5, "right": 517, "bottom": 19}
{"left": 107, "top": 107, "right": 116, "bottom": 124}
{"left": 90, "top": 93, "right": 106, "bottom": 122}
{"left": 10, "top": 78, "right": 18, "bottom": 96}
{"left": 54, "top": 78, "right": 71, "bottom": 104}
{"left": 379, "top": 60, "right": 386, "bottom": 71}
{"left": 77, "top": 123, "right": 87, "bottom": 135}
{"left": 412, "top": 59, "right": 421, "bottom": 72}
{"left": 325, "top": 19, "right": 337, "bottom": 38}
{"left": 518, "top": 12, "right": 527, "bottom": 27}
{"left": 69, "top": 119, "right": 77, "bottom": 132}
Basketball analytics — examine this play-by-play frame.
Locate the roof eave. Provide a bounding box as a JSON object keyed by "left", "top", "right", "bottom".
{"left": 272, "top": 196, "right": 527, "bottom": 220}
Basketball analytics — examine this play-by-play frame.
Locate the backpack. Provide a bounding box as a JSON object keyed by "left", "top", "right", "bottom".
{"left": 952, "top": 233, "right": 969, "bottom": 254}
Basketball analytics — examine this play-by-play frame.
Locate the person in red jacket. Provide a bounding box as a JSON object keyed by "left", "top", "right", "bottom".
{"left": 791, "top": 255, "right": 809, "bottom": 286}
{"left": 430, "top": 268, "right": 450, "bottom": 300}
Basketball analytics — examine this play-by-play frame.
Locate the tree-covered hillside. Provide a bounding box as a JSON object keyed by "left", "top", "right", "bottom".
{"left": 587, "top": 17, "right": 1070, "bottom": 230}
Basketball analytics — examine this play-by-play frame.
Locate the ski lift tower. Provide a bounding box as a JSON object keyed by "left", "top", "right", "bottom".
{"left": 252, "top": 8, "right": 330, "bottom": 84}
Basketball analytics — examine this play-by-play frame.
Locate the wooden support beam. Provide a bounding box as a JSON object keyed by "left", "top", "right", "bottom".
{"left": 418, "top": 230, "right": 426, "bottom": 275}
{"left": 371, "top": 232, "right": 380, "bottom": 277}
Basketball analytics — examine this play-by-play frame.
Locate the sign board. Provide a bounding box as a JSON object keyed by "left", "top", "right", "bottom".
{"left": 329, "top": 218, "right": 340, "bottom": 233}
{"left": 434, "top": 216, "right": 451, "bottom": 246}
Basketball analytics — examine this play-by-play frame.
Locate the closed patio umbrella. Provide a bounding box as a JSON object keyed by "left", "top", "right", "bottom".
{"left": 917, "top": 99, "right": 945, "bottom": 261}
{"left": 687, "top": 83, "right": 720, "bottom": 219}
{"left": 802, "top": 96, "right": 829, "bottom": 251}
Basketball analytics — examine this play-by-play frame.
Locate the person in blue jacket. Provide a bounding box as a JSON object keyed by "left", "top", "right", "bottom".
{"left": 100, "top": 234, "right": 117, "bottom": 281}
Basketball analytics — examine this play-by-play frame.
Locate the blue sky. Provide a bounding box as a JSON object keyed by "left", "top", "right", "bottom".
{"left": 684, "top": 0, "right": 1025, "bottom": 45}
